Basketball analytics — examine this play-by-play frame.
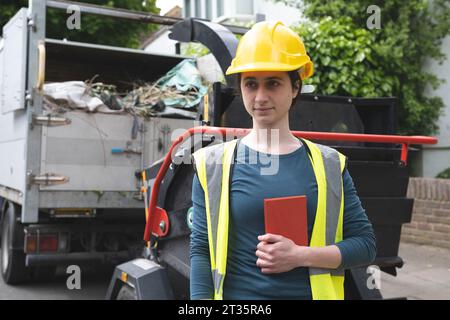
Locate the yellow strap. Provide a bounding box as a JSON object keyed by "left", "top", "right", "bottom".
{"left": 310, "top": 274, "right": 337, "bottom": 300}
{"left": 141, "top": 171, "right": 151, "bottom": 248}
{"left": 332, "top": 275, "right": 345, "bottom": 300}
{"left": 193, "top": 148, "right": 216, "bottom": 270}
{"left": 302, "top": 139, "right": 346, "bottom": 300}
{"left": 302, "top": 139, "right": 327, "bottom": 248}
{"left": 203, "top": 94, "right": 209, "bottom": 122}
{"left": 215, "top": 140, "right": 238, "bottom": 300}
{"left": 310, "top": 274, "right": 344, "bottom": 300}
{"left": 335, "top": 152, "right": 346, "bottom": 243}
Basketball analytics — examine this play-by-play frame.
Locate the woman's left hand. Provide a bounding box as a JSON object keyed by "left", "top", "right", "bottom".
{"left": 256, "top": 233, "right": 308, "bottom": 274}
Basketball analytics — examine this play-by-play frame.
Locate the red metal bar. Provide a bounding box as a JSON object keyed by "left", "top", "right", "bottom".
{"left": 401, "top": 143, "right": 409, "bottom": 165}
{"left": 143, "top": 126, "right": 437, "bottom": 241}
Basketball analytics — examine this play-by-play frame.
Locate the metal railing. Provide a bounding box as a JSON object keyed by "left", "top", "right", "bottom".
{"left": 46, "top": 0, "right": 249, "bottom": 35}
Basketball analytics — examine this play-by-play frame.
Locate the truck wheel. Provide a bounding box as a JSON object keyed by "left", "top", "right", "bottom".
{"left": 116, "top": 284, "right": 138, "bottom": 300}
{"left": 1, "top": 204, "right": 30, "bottom": 284}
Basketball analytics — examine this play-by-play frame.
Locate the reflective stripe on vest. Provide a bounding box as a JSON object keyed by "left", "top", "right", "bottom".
{"left": 192, "top": 138, "right": 346, "bottom": 300}
{"left": 302, "top": 139, "right": 346, "bottom": 300}
{"left": 193, "top": 139, "right": 238, "bottom": 299}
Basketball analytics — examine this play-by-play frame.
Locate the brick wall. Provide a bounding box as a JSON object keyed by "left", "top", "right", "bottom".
{"left": 401, "top": 178, "right": 450, "bottom": 249}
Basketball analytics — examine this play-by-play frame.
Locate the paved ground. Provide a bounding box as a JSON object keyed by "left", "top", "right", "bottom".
{"left": 1, "top": 241, "right": 449, "bottom": 299}
{"left": 381, "top": 242, "right": 450, "bottom": 300}
{"left": 0, "top": 264, "right": 112, "bottom": 300}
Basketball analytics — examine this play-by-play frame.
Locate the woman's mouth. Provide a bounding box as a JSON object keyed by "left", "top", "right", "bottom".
{"left": 253, "top": 107, "right": 274, "bottom": 112}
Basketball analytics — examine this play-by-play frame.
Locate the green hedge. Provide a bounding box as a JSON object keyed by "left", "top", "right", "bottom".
{"left": 276, "top": 0, "right": 450, "bottom": 136}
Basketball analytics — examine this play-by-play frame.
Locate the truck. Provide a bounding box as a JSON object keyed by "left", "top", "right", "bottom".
{"left": 0, "top": 0, "right": 200, "bottom": 283}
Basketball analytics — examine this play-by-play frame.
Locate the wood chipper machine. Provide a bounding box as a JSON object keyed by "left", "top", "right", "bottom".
{"left": 104, "top": 17, "right": 438, "bottom": 300}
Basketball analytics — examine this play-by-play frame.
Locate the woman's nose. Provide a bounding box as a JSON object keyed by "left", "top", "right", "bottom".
{"left": 254, "top": 86, "right": 269, "bottom": 104}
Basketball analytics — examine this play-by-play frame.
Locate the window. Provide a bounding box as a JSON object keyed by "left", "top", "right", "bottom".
{"left": 236, "top": 0, "right": 254, "bottom": 15}
{"left": 184, "top": 0, "right": 191, "bottom": 17}
{"left": 217, "top": 0, "right": 224, "bottom": 17}
{"left": 195, "top": 0, "right": 201, "bottom": 17}
{"left": 206, "top": 1, "right": 212, "bottom": 20}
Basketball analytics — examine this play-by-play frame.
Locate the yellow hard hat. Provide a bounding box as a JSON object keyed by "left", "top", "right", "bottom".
{"left": 226, "top": 21, "right": 314, "bottom": 80}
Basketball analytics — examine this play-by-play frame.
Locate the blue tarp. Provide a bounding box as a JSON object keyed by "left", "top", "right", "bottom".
{"left": 155, "top": 59, "right": 208, "bottom": 109}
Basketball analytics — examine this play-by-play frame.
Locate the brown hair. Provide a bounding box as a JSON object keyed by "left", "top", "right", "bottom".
{"left": 235, "top": 70, "right": 302, "bottom": 107}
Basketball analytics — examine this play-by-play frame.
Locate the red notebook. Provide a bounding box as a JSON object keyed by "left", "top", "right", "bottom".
{"left": 264, "top": 195, "right": 308, "bottom": 246}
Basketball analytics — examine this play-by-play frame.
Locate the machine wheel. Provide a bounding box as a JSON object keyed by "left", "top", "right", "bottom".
{"left": 1, "top": 203, "right": 30, "bottom": 284}
{"left": 116, "top": 284, "right": 138, "bottom": 300}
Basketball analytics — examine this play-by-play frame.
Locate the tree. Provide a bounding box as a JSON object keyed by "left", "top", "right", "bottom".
{"left": 274, "top": 0, "right": 450, "bottom": 135}
{"left": 1, "top": 0, "right": 160, "bottom": 48}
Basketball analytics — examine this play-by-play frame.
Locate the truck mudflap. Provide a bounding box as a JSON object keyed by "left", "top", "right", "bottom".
{"left": 105, "top": 258, "right": 174, "bottom": 300}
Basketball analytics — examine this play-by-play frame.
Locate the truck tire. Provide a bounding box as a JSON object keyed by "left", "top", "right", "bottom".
{"left": 116, "top": 284, "right": 138, "bottom": 300}
{"left": 1, "top": 203, "right": 30, "bottom": 284}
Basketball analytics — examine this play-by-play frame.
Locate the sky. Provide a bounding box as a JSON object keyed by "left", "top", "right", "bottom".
{"left": 156, "top": 0, "right": 184, "bottom": 15}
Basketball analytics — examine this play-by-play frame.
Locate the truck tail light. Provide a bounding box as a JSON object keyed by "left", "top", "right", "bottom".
{"left": 25, "top": 234, "right": 58, "bottom": 253}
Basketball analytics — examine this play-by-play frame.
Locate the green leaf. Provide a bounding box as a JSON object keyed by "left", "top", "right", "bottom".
{"left": 321, "top": 56, "right": 331, "bottom": 66}
{"left": 354, "top": 51, "right": 365, "bottom": 63}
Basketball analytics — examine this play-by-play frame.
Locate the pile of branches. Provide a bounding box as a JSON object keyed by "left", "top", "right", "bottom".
{"left": 86, "top": 76, "right": 199, "bottom": 119}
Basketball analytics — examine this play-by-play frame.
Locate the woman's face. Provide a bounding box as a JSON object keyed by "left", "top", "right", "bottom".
{"left": 240, "top": 71, "right": 299, "bottom": 127}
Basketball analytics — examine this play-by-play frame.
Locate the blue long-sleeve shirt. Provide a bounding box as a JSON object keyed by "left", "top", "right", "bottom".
{"left": 190, "top": 142, "right": 376, "bottom": 300}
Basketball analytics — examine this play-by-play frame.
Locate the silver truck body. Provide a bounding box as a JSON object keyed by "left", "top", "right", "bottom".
{"left": 0, "top": 1, "right": 195, "bottom": 280}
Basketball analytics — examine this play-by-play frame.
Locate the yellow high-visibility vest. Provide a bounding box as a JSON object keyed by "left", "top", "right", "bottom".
{"left": 192, "top": 138, "right": 346, "bottom": 300}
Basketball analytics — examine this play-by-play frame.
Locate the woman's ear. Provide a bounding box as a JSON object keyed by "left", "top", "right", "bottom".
{"left": 293, "top": 80, "right": 301, "bottom": 98}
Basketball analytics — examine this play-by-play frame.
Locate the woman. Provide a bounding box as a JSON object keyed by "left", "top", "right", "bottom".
{"left": 190, "top": 21, "right": 376, "bottom": 300}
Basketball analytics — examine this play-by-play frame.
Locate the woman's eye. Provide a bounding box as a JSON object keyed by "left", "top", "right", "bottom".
{"left": 245, "top": 82, "right": 257, "bottom": 89}
{"left": 267, "top": 80, "right": 280, "bottom": 88}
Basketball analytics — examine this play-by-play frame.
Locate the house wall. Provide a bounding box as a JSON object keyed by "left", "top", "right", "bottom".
{"left": 402, "top": 178, "right": 450, "bottom": 249}
{"left": 143, "top": 29, "right": 178, "bottom": 56}
{"left": 421, "top": 36, "right": 450, "bottom": 178}
{"left": 182, "top": 0, "right": 304, "bottom": 25}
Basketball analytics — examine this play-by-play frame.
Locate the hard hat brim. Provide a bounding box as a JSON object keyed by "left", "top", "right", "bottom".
{"left": 226, "top": 61, "right": 313, "bottom": 80}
